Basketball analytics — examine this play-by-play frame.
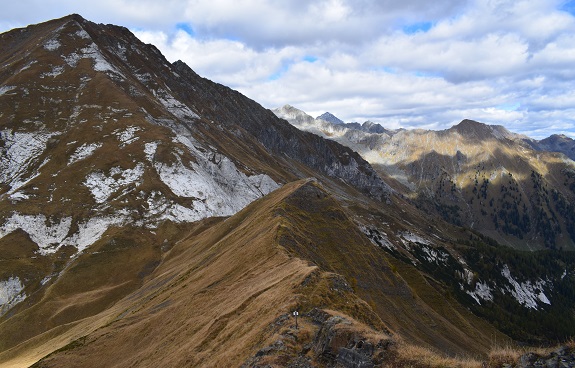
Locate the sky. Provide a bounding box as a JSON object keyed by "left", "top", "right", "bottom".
{"left": 1, "top": 0, "right": 575, "bottom": 139}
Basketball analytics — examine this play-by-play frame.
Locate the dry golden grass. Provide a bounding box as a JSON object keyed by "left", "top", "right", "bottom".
{"left": 387, "top": 338, "right": 482, "bottom": 368}
{"left": 487, "top": 345, "right": 522, "bottom": 368}
{"left": 486, "top": 340, "right": 575, "bottom": 368}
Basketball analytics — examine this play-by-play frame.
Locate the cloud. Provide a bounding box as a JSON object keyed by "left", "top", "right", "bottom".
{"left": 1, "top": 0, "right": 575, "bottom": 139}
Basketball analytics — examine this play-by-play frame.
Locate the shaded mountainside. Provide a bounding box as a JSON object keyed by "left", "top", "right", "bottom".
{"left": 275, "top": 106, "right": 575, "bottom": 251}
{"left": 534, "top": 134, "right": 575, "bottom": 161}
{"left": 1, "top": 15, "right": 575, "bottom": 368}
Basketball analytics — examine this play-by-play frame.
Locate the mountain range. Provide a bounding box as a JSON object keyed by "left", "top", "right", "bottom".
{"left": 274, "top": 104, "right": 575, "bottom": 250}
{"left": 0, "top": 15, "right": 574, "bottom": 367}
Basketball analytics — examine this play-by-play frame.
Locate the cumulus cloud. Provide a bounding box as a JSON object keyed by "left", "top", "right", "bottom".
{"left": 1, "top": 0, "right": 575, "bottom": 139}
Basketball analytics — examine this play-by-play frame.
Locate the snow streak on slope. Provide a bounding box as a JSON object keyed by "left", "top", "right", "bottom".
{"left": 0, "top": 214, "right": 72, "bottom": 255}
{"left": 153, "top": 89, "right": 199, "bottom": 120}
{"left": 502, "top": 265, "right": 551, "bottom": 309}
{"left": 84, "top": 164, "right": 145, "bottom": 203}
{"left": 68, "top": 142, "right": 102, "bottom": 164}
{"left": 0, "top": 130, "right": 54, "bottom": 194}
{"left": 0, "top": 277, "right": 26, "bottom": 316}
{"left": 466, "top": 282, "right": 494, "bottom": 305}
{"left": 62, "top": 215, "right": 127, "bottom": 252}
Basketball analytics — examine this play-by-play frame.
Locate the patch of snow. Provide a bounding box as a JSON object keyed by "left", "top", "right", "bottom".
{"left": 0, "top": 214, "right": 72, "bottom": 255}
{"left": 400, "top": 231, "right": 431, "bottom": 245}
{"left": 84, "top": 164, "right": 145, "bottom": 203}
{"left": 361, "top": 226, "right": 395, "bottom": 250}
{"left": 501, "top": 265, "right": 551, "bottom": 309}
{"left": 62, "top": 42, "right": 125, "bottom": 77}
{"left": 161, "top": 203, "right": 205, "bottom": 223}
{"left": 114, "top": 126, "right": 140, "bottom": 147}
{"left": 115, "top": 43, "right": 127, "bottom": 61}
{"left": 154, "top": 139, "right": 279, "bottom": 221}
{"left": 62, "top": 216, "right": 126, "bottom": 252}
{"left": 135, "top": 72, "right": 152, "bottom": 84}
{"left": 466, "top": 281, "right": 494, "bottom": 305}
{"left": 68, "top": 142, "right": 102, "bottom": 164}
{"left": 75, "top": 29, "right": 90, "bottom": 39}
{"left": 0, "top": 277, "right": 26, "bottom": 316}
{"left": 561, "top": 269, "right": 567, "bottom": 280}
{"left": 460, "top": 269, "right": 474, "bottom": 284}
{"left": 9, "top": 192, "right": 29, "bottom": 201}
{"left": 248, "top": 174, "right": 280, "bottom": 195}
{"left": 41, "top": 65, "right": 65, "bottom": 78}
{"left": 18, "top": 60, "right": 37, "bottom": 73}
{"left": 420, "top": 245, "right": 448, "bottom": 264}
{"left": 63, "top": 52, "right": 81, "bottom": 68}
{"left": 154, "top": 89, "right": 199, "bottom": 120}
{"left": 44, "top": 39, "right": 61, "bottom": 51}
{"left": 0, "top": 86, "right": 16, "bottom": 96}
{"left": 40, "top": 274, "right": 56, "bottom": 286}
{"left": 0, "top": 129, "right": 56, "bottom": 193}
{"left": 142, "top": 191, "right": 206, "bottom": 224}
{"left": 144, "top": 142, "right": 158, "bottom": 162}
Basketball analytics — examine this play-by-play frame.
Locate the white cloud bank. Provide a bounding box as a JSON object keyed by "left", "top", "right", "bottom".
{"left": 1, "top": 0, "right": 575, "bottom": 139}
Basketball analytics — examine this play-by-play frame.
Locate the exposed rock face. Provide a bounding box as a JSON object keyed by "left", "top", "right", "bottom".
{"left": 515, "top": 346, "right": 575, "bottom": 368}
{"left": 312, "top": 314, "right": 383, "bottom": 368}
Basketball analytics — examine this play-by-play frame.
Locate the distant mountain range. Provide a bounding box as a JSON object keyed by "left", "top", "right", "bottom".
{"left": 1, "top": 15, "right": 574, "bottom": 368}
{"left": 274, "top": 105, "right": 575, "bottom": 250}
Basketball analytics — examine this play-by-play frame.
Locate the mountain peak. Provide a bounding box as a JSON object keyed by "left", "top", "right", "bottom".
{"left": 537, "top": 134, "right": 575, "bottom": 160}
{"left": 272, "top": 105, "right": 316, "bottom": 126}
{"left": 317, "top": 112, "right": 344, "bottom": 125}
{"left": 451, "top": 119, "right": 511, "bottom": 140}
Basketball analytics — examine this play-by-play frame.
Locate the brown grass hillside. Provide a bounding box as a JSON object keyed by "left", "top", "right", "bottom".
{"left": 0, "top": 179, "right": 507, "bottom": 367}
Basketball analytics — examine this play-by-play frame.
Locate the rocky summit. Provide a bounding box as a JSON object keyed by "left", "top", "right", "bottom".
{"left": 0, "top": 15, "right": 574, "bottom": 368}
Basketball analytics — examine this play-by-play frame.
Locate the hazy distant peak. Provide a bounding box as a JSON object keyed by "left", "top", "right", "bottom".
{"left": 537, "top": 134, "right": 575, "bottom": 160}
{"left": 272, "top": 105, "right": 316, "bottom": 126}
{"left": 317, "top": 112, "right": 344, "bottom": 125}
{"left": 451, "top": 119, "right": 512, "bottom": 140}
{"left": 362, "top": 121, "right": 387, "bottom": 134}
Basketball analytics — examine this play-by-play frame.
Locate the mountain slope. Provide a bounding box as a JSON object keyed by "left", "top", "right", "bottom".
{"left": 0, "top": 15, "right": 396, "bottom": 361}
{"left": 0, "top": 14, "right": 392, "bottom": 327}
{"left": 0, "top": 180, "right": 503, "bottom": 367}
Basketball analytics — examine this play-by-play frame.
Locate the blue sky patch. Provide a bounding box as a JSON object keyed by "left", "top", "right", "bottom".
{"left": 402, "top": 21, "right": 432, "bottom": 34}
{"left": 303, "top": 55, "right": 318, "bottom": 63}
{"left": 560, "top": 0, "right": 575, "bottom": 16}
{"left": 176, "top": 22, "right": 194, "bottom": 36}
{"left": 496, "top": 102, "right": 521, "bottom": 111}
{"left": 413, "top": 70, "right": 442, "bottom": 78}
{"left": 268, "top": 64, "right": 290, "bottom": 81}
